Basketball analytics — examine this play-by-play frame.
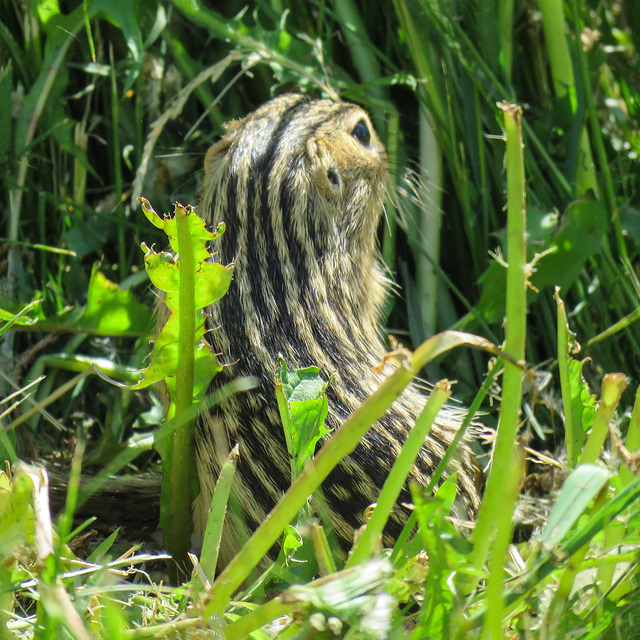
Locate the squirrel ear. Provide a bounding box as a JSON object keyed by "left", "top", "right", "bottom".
{"left": 204, "top": 136, "right": 233, "bottom": 176}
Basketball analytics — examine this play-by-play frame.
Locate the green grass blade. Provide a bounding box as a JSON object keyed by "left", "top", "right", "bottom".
{"left": 346, "top": 379, "right": 451, "bottom": 567}
{"left": 197, "top": 444, "right": 239, "bottom": 584}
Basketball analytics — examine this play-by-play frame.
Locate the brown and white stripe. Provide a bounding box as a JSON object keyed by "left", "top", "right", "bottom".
{"left": 193, "top": 94, "right": 481, "bottom": 564}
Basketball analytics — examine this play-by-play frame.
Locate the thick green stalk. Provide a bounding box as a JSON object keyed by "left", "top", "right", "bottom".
{"left": 197, "top": 445, "right": 239, "bottom": 584}
{"left": 537, "top": 0, "right": 596, "bottom": 194}
{"left": 201, "top": 364, "right": 415, "bottom": 617}
{"left": 167, "top": 204, "right": 197, "bottom": 574}
{"left": 482, "top": 448, "right": 524, "bottom": 640}
{"left": 388, "top": 2, "right": 447, "bottom": 334}
{"left": 580, "top": 374, "right": 628, "bottom": 465}
{"left": 468, "top": 102, "right": 527, "bottom": 581}
{"left": 467, "top": 477, "right": 640, "bottom": 629}
{"left": 333, "top": 0, "right": 383, "bottom": 100}
{"left": 202, "top": 364, "right": 415, "bottom": 616}
{"left": 390, "top": 358, "right": 501, "bottom": 566}
{"left": 416, "top": 106, "right": 443, "bottom": 338}
{"left": 544, "top": 374, "right": 626, "bottom": 625}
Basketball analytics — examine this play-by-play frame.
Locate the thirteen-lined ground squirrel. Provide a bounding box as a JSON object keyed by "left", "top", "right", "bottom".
{"left": 195, "top": 94, "right": 481, "bottom": 562}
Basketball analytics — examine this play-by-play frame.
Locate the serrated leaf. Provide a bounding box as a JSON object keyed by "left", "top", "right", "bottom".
{"left": 140, "top": 198, "right": 216, "bottom": 262}
{"left": 195, "top": 262, "right": 234, "bottom": 308}
{"left": 193, "top": 342, "right": 222, "bottom": 398}
{"left": 142, "top": 245, "right": 180, "bottom": 293}
{"left": 134, "top": 200, "right": 231, "bottom": 397}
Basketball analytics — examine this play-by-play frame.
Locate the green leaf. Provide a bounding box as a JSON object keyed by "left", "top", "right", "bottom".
{"left": 0, "top": 469, "right": 34, "bottom": 563}
{"left": 565, "top": 358, "right": 597, "bottom": 459}
{"left": 540, "top": 464, "right": 611, "bottom": 545}
{"left": 477, "top": 200, "right": 608, "bottom": 323}
{"left": 276, "top": 358, "right": 332, "bottom": 475}
{"left": 134, "top": 199, "right": 232, "bottom": 394}
{"left": 82, "top": 266, "right": 153, "bottom": 336}
{"left": 0, "top": 63, "right": 11, "bottom": 169}
{"left": 531, "top": 199, "right": 608, "bottom": 292}
{"left": 0, "top": 297, "right": 40, "bottom": 330}
{"left": 92, "top": 0, "right": 144, "bottom": 91}
{"left": 476, "top": 261, "right": 507, "bottom": 324}
{"left": 63, "top": 216, "right": 118, "bottom": 258}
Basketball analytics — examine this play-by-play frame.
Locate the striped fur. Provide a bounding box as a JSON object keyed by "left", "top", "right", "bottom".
{"left": 195, "top": 94, "right": 480, "bottom": 564}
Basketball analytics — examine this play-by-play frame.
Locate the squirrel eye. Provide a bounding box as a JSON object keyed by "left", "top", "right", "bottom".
{"left": 351, "top": 120, "right": 371, "bottom": 146}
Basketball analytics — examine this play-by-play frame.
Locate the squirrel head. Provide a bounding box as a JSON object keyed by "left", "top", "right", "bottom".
{"left": 201, "top": 94, "right": 388, "bottom": 261}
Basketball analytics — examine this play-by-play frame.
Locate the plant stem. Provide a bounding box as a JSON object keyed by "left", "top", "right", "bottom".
{"left": 482, "top": 448, "right": 524, "bottom": 640}
{"left": 416, "top": 106, "right": 443, "bottom": 338}
{"left": 202, "top": 364, "right": 416, "bottom": 617}
{"left": 498, "top": 0, "right": 514, "bottom": 79}
{"left": 538, "top": 0, "right": 597, "bottom": 194}
{"left": 568, "top": 0, "right": 625, "bottom": 260}
{"left": 620, "top": 386, "right": 640, "bottom": 486}
{"left": 167, "top": 203, "right": 197, "bottom": 576}
{"left": 469, "top": 102, "right": 527, "bottom": 583}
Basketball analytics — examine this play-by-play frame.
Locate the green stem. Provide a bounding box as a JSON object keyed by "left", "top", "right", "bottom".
{"left": 468, "top": 476, "right": 640, "bottom": 629}
{"left": 197, "top": 445, "right": 239, "bottom": 584}
{"left": 469, "top": 102, "right": 527, "bottom": 580}
{"left": 202, "top": 364, "right": 416, "bottom": 617}
{"left": 538, "top": 0, "right": 597, "bottom": 194}
{"left": 568, "top": 0, "right": 625, "bottom": 259}
{"left": 416, "top": 106, "right": 443, "bottom": 338}
{"left": 225, "top": 598, "right": 295, "bottom": 640}
{"left": 497, "top": 0, "right": 514, "bottom": 79}
{"left": 381, "top": 109, "right": 399, "bottom": 281}
{"left": 580, "top": 373, "right": 628, "bottom": 465}
{"left": 620, "top": 387, "right": 640, "bottom": 486}
{"left": 167, "top": 203, "right": 197, "bottom": 575}
{"left": 391, "top": 359, "right": 501, "bottom": 565}
{"left": 109, "top": 45, "right": 125, "bottom": 279}
{"left": 482, "top": 448, "right": 524, "bottom": 640}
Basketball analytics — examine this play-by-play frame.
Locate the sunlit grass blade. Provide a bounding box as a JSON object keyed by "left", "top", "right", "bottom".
{"left": 197, "top": 444, "right": 240, "bottom": 585}
{"left": 346, "top": 379, "right": 451, "bottom": 567}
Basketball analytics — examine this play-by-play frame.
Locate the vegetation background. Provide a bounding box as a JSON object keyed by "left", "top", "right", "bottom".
{"left": 2, "top": 0, "right": 640, "bottom": 638}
